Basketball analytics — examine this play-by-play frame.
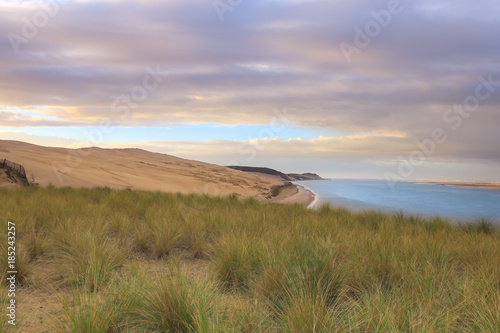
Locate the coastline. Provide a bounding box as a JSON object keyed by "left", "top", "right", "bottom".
{"left": 412, "top": 181, "right": 500, "bottom": 190}
{"left": 272, "top": 184, "right": 316, "bottom": 207}
{"left": 297, "top": 183, "right": 319, "bottom": 209}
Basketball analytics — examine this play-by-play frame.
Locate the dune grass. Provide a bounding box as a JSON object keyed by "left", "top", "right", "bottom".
{"left": 130, "top": 258, "right": 220, "bottom": 332}
{"left": 0, "top": 185, "right": 499, "bottom": 332}
{"left": 55, "top": 230, "right": 125, "bottom": 291}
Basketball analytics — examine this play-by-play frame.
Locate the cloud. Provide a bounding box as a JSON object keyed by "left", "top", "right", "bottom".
{"left": 101, "top": 130, "right": 500, "bottom": 166}
{"left": 1, "top": 0, "right": 499, "bottom": 179}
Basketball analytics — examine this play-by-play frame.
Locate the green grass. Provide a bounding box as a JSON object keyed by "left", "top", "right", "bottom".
{"left": 0, "top": 185, "right": 498, "bottom": 332}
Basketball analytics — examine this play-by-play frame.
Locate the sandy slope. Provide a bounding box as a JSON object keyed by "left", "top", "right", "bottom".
{"left": 0, "top": 140, "right": 293, "bottom": 200}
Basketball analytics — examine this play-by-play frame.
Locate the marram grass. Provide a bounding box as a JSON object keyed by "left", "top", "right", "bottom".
{"left": 0, "top": 185, "right": 498, "bottom": 332}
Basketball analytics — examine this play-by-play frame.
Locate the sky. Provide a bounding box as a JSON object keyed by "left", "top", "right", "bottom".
{"left": 1, "top": 0, "right": 499, "bottom": 181}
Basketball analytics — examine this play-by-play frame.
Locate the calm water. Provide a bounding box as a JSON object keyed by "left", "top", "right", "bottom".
{"left": 295, "top": 179, "right": 500, "bottom": 223}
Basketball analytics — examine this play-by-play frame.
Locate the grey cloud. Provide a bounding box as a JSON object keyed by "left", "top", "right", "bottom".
{"left": 0, "top": 0, "right": 499, "bottom": 165}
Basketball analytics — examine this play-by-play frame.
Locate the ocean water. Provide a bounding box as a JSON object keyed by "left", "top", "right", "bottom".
{"left": 295, "top": 179, "right": 500, "bottom": 224}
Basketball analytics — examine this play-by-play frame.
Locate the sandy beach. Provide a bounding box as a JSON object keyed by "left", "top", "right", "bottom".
{"left": 272, "top": 184, "right": 316, "bottom": 207}
{"left": 412, "top": 181, "right": 500, "bottom": 190}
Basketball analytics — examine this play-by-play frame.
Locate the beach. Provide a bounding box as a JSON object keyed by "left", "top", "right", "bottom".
{"left": 412, "top": 181, "right": 500, "bottom": 190}
{"left": 272, "top": 184, "right": 316, "bottom": 207}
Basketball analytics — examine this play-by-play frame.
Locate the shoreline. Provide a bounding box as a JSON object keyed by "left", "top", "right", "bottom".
{"left": 412, "top": 181, "right": 500, "bottom": 190}
{"left": 272, "top": 184, "right": 316, "bottom": 207}
{"left": 297, "top": 183, "right": 319, "bottom": 209}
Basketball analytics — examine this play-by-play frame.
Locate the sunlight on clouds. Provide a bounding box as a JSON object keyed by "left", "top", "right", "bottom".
{"left": 237, "top": 63, "right": 284, "bottom": 73}
{"left": 123, "top": 134, "right": 419, "bottom": 161}
{"left": 1, "top": 0, "right": 499, "bottom": 181}
{"left": 370, "top": 130, "right": 407, "bottom": 138}
{"left": 186, "top": 95, "right": 206, "bottom": 100}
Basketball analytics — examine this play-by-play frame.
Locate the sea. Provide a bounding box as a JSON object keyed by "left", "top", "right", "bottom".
{"left": 294, "top": 179, "right": 500, "bottom": 224}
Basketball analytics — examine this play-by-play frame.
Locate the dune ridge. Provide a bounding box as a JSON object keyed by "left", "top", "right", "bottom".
{"left": 0, "top": 140, "right": 314, "bottom": 205}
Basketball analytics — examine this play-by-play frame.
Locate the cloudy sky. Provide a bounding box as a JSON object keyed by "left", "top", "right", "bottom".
{"left": 1, "top": 0, "right": 499, "bottom": 181}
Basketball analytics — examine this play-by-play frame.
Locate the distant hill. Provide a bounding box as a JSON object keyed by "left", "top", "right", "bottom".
{"left": 287, "top": 173, "right": 324, "bottom": 181}
{"left": 227, "top": 166, "right": 323, "bottom": 181}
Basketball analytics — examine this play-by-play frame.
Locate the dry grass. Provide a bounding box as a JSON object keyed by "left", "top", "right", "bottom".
{"left": 0, "top": 185, "right": 498, "bottom": 332}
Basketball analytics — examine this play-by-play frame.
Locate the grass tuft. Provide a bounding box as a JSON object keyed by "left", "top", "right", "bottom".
{"left": 151, "top": 219, "right": 181, "bottom": 258}
{"left": 466, "top": 217, "right": 496, "bottom": 235}
{"left": 131, "top": 262, "right": 218, "bottom": 332}
{"left": 211, "top": 235, "right": 263, "bottom": 290}
{"left": 47, "top": 281, "right": 140, "bottom": 333}
{"left": 56, "top": 231, "right": 125, "bottom": 291}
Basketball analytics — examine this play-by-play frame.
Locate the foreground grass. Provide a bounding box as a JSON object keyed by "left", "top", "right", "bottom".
{"left": 0, "top": 185, "right": 499, "bottom": 332}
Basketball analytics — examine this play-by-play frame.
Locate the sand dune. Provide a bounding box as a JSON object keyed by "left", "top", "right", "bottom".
{"left": 0, "top": 140, "right": 314, "bottom": 205}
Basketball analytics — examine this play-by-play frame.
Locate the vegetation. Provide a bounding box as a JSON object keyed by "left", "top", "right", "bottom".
{"left": 0, "top": 185, "right": 499, "bottom": 332}
{"left": 226, "top": 166, "right": 322, "bottom": 181}
{"left": 226, "top": 166, "right": 293, "bottom": 181}
{"left": 269, "top": 182, "right": 294, "bottom": 197}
